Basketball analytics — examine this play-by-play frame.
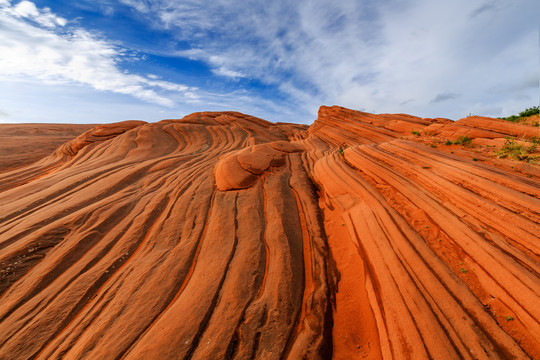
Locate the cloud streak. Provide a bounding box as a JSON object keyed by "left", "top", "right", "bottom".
{"left": 1, "top": 0, "right": 539, "bottom": 124}
{"left": 120, "top": 0, "right": 540, "bottom": 120}
{"left": 0, "top": 0, "right": 195, "bottom": 107}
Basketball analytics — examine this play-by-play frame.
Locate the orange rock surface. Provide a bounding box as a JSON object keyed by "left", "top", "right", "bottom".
{"left": 0, "top": 107, "right": 538, "bottom": 359}
{"left": 0, "top": 124, "right": 95, "bottom": 173}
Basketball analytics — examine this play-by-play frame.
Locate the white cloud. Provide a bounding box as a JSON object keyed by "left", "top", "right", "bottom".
{"left": 2, "top": 0, "right": 538, "bottom": 125}
{"left": 211, "top": 67, "right": 245, "bottom": 79}
{"left": 8, "top": 0, "right": 67, "bottom": 28}
{"left": 0, "top": 1, "right": 195, "bottom": 108}
{"left": 13, "top": 1, "right": 39, "bottom": 17}
{"left": 103, "top": 6, "right": 114, "bottom": 16}
{"left": 118, "top": 0, "right": 150, "bottom": 13}
{"left": 120, "top": 0, "right": 540, "bottom": 120}
{"left": 145, "top": 78, "right": 190, "bottom": 93}
{"left": 0, "top": 76, "right": 302, "bottom": 124}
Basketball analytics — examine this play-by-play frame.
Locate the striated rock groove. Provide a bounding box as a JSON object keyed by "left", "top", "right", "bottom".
{"left": 0, "top": 107, "right": 538, "bottom": 359}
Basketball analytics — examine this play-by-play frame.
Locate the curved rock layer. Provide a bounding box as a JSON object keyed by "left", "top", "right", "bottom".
{"left": 0, "top": 107, "right": 538, "bottom": 359}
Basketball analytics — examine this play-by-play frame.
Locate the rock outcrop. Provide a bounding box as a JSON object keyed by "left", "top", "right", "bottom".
{"left": 0, "top": 107, "right": 538, "bottom": 359}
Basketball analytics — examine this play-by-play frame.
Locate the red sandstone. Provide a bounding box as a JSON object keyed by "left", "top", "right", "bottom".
{"left": 0, "top": 107, "right": 538, "bottom": 359}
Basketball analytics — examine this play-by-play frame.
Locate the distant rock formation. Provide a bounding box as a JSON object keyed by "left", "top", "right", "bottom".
{"left": 0, "top": 123, "right": 94, "bottom": 173}
{"left": 0, "top": 106, "right": 538, "bottom": 359}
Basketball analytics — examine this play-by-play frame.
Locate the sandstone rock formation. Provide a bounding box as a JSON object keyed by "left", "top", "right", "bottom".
{"left": 0, "top": 106, "right": 538, "bottom": 359}
{"left": 0, "top": 124, "right": 95, "bottom": 173}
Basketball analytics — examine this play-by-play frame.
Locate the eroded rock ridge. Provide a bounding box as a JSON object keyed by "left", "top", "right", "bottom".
{"left": 0, "top": 107, "right": 538, "bottom": 359}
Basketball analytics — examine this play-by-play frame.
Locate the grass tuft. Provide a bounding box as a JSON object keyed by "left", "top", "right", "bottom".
{"left": 495, "top": 137, "right": 538, "bottom": 163}
{"left": 454, "top": 135, "right": 472, "bottom": 146}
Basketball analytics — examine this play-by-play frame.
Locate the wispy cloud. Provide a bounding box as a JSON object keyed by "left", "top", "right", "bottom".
{"left": 211, "top": 67, "right": 245, "bottom": 79}
{"left": 1, "top": 0, "right": 538, "bottom": 124}
{"left": 0, "top": 0, "right": 195, "bottom": 107}
{"left": 119, "top": 0, "right": 540, "bottom": 120}
{"left": 118, "top": 0, "right": 150, "bottom": 14}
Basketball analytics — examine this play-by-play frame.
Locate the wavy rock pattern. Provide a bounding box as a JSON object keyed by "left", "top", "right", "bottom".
{"left": 0, "top": 107, "right": 538, "bottom": 359}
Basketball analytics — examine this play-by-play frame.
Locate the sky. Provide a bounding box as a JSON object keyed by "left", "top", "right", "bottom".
{"left": 0, "top": 0, "right": 538, "bottom": 124}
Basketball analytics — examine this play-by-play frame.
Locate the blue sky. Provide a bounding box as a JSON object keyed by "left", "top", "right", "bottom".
{"left": 0, "top": 0, "right": 538, "bottom": 124}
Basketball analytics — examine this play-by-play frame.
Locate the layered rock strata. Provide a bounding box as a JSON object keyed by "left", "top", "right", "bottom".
{"left": 0, "top": 107, "right": 538, "bottom": 359}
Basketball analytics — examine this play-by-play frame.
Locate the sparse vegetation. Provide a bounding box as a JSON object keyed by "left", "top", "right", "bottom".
{"left": 445, "top": 140, "right": 453, "bottom": 146}
{"left": 460, "top": 268, "right": 468, "bottom": 274}
{"left": 453, "top": 135, "right": 472, "bottom": 146}
{"left": 531, "top": 136, "right": 539, "bottom": 150}
{"left": 411, "top": 130, "right": 421, "bottom": 136}
{"left": 499, "top": 114, "right": 520, "bottom": 122}
{"left": 519, "top": 106, "right": 539, "bottom": 117}
{"left": 498, "top": 106, "right": 539, "bottom": 124}
{"left": 505, "top": 316, "right": 514, "bottom": 321}
{"left": 495, "top": 136, "right": 538, "bottom": 163}
{"left": 338, "top": 142, "right": 349, "bottom": 157}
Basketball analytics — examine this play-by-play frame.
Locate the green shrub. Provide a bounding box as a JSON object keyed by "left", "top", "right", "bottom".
{"left": 454, "top": 135, "right": 472, "bottom": 146}
{"left": 498, "top": 106, "right": 539, "bottom": 123}
{"left": 502, "top": 115, "right": 520, "bottom": 122}
{"left": 519, "top": 106, "right": 539, "bottom": 117}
